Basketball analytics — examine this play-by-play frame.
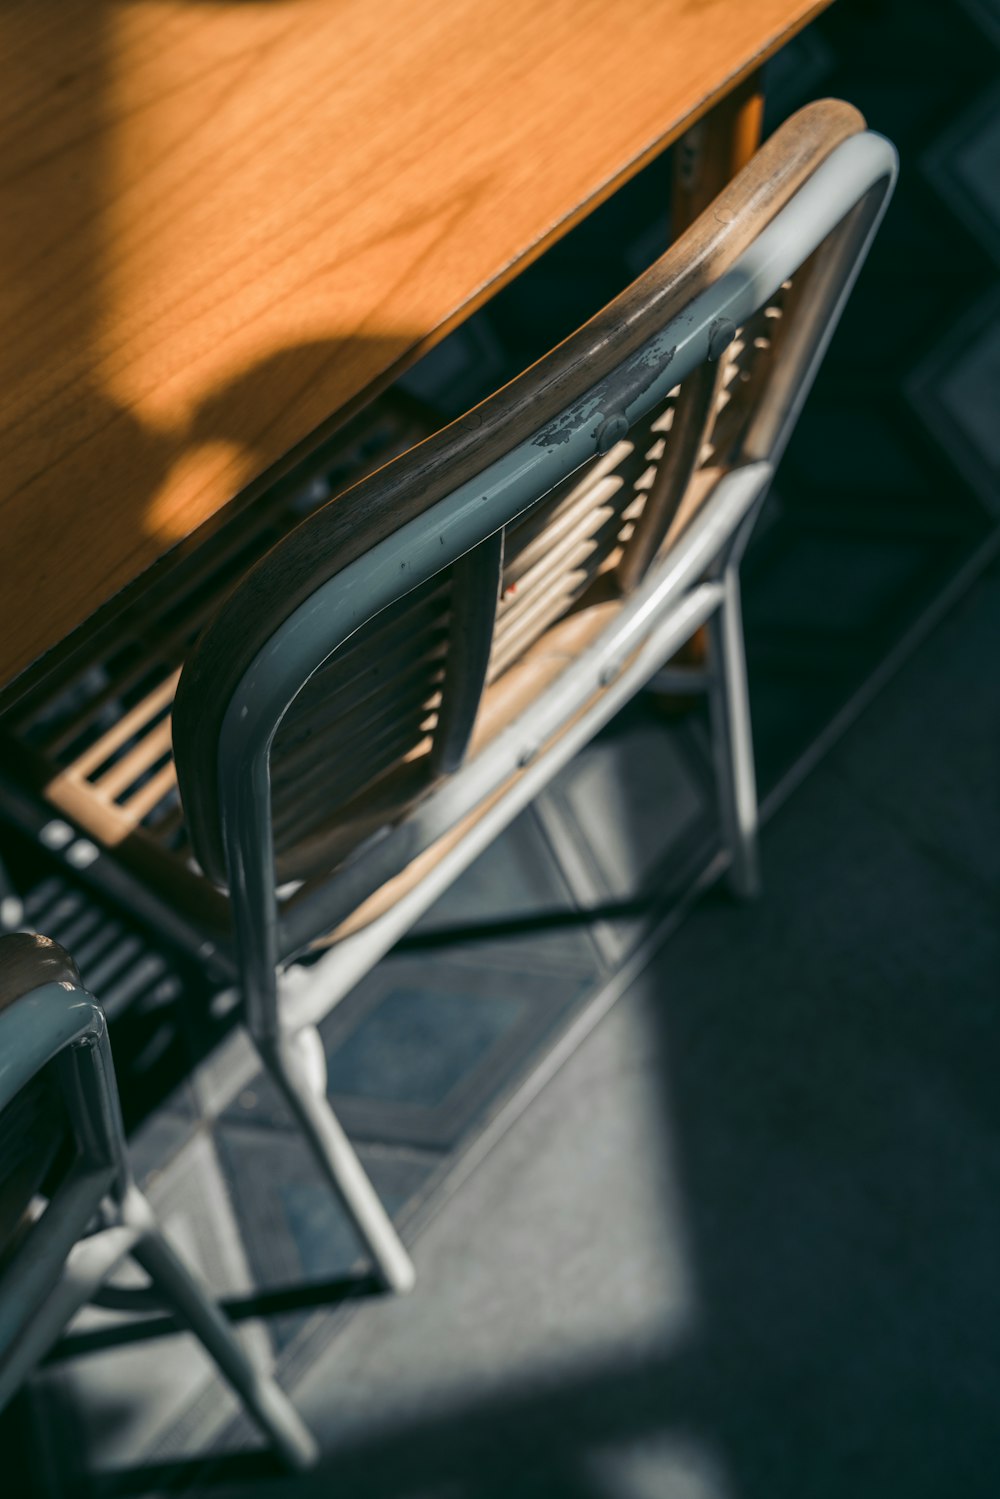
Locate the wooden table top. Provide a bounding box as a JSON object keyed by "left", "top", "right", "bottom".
{"left": 0, "top": 0, "right": 829, "bottom": 692}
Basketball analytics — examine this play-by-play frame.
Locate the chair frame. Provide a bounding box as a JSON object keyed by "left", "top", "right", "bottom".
{"left": 0, "top": 932, "right": 318, "bottom": 1470}
{"left": 183, "top": 127, "right": 897, "bottom": 1289}
{"left": 0, "top": 118, "right": 897, "bottom": 1299}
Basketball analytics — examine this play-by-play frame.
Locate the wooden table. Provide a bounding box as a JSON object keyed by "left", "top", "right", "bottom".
{"left": 0, "top": 0, "right": 831, "bottom": 695}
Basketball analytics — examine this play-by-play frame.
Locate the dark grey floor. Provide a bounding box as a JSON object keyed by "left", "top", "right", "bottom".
{"left": 188, "top": 567, "right": 998, "bottom": 1499}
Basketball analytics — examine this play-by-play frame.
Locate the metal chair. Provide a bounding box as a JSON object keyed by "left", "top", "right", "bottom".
{"left": 0, "top": 931, "right": 318, "bottom": 1470}
{"left": 0, "top": 101, "right": 897, "bottom": 1297}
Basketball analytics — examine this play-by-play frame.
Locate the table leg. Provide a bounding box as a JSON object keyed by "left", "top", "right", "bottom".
{"left": 672, "top": 72, "right": 765, "bottom": 230}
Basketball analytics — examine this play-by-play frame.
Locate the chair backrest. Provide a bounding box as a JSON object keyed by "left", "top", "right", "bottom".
{"left": 172, "top": 100, "right": 896, "bottom": 922}
{"left": 0, "top": 934, "right": 126, "bottom": 1377}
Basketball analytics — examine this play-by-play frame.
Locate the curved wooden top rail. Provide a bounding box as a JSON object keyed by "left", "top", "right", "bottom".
{"left": 173, "top": 98, "right": 866, "bottom": 885}
{"left": 0, "top": 934, "right": 81, "bottom": 1014}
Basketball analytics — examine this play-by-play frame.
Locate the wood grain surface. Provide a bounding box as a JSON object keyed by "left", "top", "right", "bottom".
{"left": 0, "top": 0, "right": 831, "bottom": 688}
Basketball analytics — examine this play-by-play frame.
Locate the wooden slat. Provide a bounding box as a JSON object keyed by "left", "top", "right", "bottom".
{"left": 302, "top": 597, "right": 625, "bottom": 942}
{"left": 504, "top": 440, "right": 637, "bottom": 560}
{"left": 499, "top": 495, "right": 625, "bottom": 622}
{"left": 284, "top": 583, "right": 451, "bottom": 721}
{"left": 270, "top": 554, "right": 453, "bottom": 840}
{"left": 273, "top": 715, "right": 438, "bottom": 852}
{"left": 121, "top": 761, "right": 180, "bottom": 824}
{"left": 431, "top": 533, "right": 505, "bottom": 776}
{"left": 274, "top": 758, "right": 438, "bottom": 886}
{"left": 502, "top": 475, "right": 627, "bottom": 595}
{"left": 485, "top": 439, "right": 654, "bottom": 685}
{"left": 64, "top": 674, "right": 180, "bottom": 781}
{"left": 491, "top": 495, "right": 635, "bottom": 664}
{"left": 92, "top": 716, "right": 174, "bottom": 803}
{"left": 489, "top": 559, "right": 611, "bottom": 680}
{"left": 274, "top": 649, "right": 448, "bottom": 781}
{"left": 273, "top": 665, "right": 445, "bottom": 792}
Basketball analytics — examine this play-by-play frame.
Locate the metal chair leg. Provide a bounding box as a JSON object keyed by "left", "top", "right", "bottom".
{"left": 707, "top": 565, "right": 761, "bottom": 900}
{"left": 121, "top": 1189, "right": 319, "bottom": 1471}
{"left": 256, "top": 1027, "right": 416, "bottom": 1294}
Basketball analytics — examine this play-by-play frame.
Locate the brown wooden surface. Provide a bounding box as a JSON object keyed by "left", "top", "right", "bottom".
{"left": 0, "top": 0, "right": 832, "bottom": 691}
